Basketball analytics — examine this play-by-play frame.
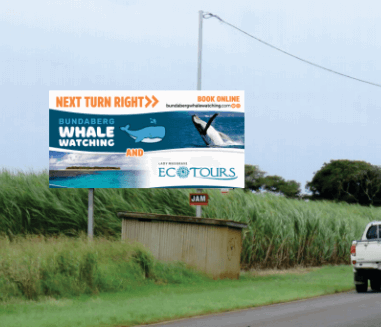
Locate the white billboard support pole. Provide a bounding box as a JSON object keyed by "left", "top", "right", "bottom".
{"left": 196, "top": 10, "right": 203, "bottom": 218}
{"left": 88, "top": 188, "right": 94, "bottom": 240}
{"left": 196, "top": 188, "right": 203, "bottom": 217}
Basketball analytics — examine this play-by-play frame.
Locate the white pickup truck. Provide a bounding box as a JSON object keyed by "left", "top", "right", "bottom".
{"left": 351, "top": 221, "right": 381, "bottom": 293}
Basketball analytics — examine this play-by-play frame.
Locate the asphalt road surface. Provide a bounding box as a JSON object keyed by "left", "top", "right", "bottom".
{"left": 142, "top": 291, "right": 381, "bottom": 327}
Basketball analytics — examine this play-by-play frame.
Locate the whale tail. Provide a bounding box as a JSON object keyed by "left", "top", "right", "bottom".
{"left": 192, "top": 113, "right": 236, "bottom": 147}
{"left": 120, "top": 125, "right": 130, "bottom": 132}
{"left": 203, "top": 113, "right": 219, "bottom": 135}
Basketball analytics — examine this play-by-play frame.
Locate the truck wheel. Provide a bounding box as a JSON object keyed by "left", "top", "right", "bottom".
{"left": 356, "top": 283, "right": 368, "bottom": 293}
{"left": 370, "top": 280, "right": 381, "bottom": 292}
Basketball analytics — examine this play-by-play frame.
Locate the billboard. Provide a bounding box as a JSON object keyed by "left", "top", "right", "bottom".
{"left": 49, "top": 91, "right": 244, "bottom": 188}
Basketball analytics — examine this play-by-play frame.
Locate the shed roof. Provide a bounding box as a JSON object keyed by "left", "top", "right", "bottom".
{"left": 117, "top": 211, "right": 247, "bottom": 229}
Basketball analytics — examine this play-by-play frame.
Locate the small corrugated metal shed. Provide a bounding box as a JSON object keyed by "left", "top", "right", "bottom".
{"left": 117, "top": 211, "right": 247, "bottom": 279}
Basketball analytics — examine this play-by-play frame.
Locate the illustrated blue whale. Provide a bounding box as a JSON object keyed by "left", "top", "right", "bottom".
{"left": 120, "top": 124, "right": 166, "bottom": 143}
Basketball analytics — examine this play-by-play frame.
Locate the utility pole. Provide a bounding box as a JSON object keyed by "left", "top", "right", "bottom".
{"left": 196, "top": 10, "right": 203, "bottom": 218}
{"left": 88, "top": 188, "right": 94, "bottom": 240}
{"left": 197, "top": 10, "right": 203, "bottom": 91}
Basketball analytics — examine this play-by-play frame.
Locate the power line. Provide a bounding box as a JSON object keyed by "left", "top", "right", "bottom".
{"left": 203, "top": 12, "right": 381, "bottom": 88}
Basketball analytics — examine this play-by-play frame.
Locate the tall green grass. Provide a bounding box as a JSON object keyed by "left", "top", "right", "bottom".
{"left": 203, "top": 191, "right": 380, "bottom": 268}
{"left": 0, "top": 169, "right": 194, "bottom": 237}
{"left": 1, "top": 169, "right": 380, "bottom": 269}
{"left": 0, "top": 235, "right": 208, "bottom": 301}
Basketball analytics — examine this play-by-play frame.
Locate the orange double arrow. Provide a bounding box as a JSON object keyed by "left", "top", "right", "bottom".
{"left": 145, "top": 95, "right": 159, "bottom": 108}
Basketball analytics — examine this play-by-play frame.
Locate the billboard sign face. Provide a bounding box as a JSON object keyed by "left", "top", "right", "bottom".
{"left": 49, "top": 91, "right": 244, "bottom": 188}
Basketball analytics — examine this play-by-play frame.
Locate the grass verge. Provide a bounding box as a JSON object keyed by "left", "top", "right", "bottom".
{"left": 0, "top": 265, "right": 354, "bottom": 327}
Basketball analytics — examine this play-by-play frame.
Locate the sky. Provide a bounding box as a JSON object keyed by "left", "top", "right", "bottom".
{"left": 1, "top": 0, "right": 380, "bottom": 192}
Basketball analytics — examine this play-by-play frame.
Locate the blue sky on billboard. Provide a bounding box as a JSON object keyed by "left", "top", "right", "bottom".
{"left": 1, "top": 0, "right": 380, "bottom": 191}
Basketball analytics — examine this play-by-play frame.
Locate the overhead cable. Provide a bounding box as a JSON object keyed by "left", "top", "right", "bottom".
{"left": 203, "top": 12, "right": 381, "bottom": 88}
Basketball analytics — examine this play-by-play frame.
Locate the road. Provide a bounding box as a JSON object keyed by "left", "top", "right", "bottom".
{"left": 142, "top": 291, "right": 381, "bottom": 327}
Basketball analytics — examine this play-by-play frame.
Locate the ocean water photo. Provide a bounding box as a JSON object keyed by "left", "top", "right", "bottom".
{"left": 49, "top": 170, "right": 147, "bottom": 188}
{"left": 188, "top": 112, "right": 244, "bottom": 149}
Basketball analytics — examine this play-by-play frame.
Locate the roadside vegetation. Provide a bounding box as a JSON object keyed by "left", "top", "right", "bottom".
{"left": 205, "top": 191, "right": 379, "bottom": 268}
{"left": 0, "top": 169, "right": 374, "bottom": 325}
{"left": 1, "top": 169, "right": 380, "bottom": 270}
{"left": 0, "top": 235, "right": 208, "bottom": 302}
{"left": 0, "top": 265, "right": 353, "bottom": 327}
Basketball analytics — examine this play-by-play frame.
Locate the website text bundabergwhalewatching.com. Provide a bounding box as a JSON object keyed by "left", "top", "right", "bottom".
{"left": 166, "top": 103, "right": 232, "bottom": 109}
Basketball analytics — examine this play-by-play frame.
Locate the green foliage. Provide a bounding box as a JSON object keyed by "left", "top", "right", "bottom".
{"left": 132, "top": 247, "right": 155, "bottom": 279}
{"left": 306, "top": 160, "right": 381, "bottom": 206}
{"left": 152, "top": 261, "right": 209, "bottom": 284}
{"left": 261, "top": 175, "right": 301, "bottom": 198}
{"left": 1, "top": 169, "right": 381, "bottom": 273}
{"left": 0, "top": 266, "right": 353, "bottom": 327}
{"left": 0, "top": 236, "right": 103, "bottom": 300}
{"left": 203, "top": 190, "right": 380, "bottom": 269}
{"left": 245, "top": 165, "right": 301, "bottom": 198}
{"left": 244, "top": 164, "right": 266, "bottom": 192}
{"left": 0, "top": 169, "right": 194, "bottom": 236}
{"left": 0, "top": 235, "right": 208, "bottom": 301}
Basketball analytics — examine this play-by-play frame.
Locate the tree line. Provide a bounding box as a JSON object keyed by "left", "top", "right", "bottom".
{"left": 245, "top": 160, "right": 381, "bottom": 206}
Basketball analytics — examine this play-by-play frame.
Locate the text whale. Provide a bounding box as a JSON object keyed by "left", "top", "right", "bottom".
{"left": 120, "top": 125, "right": 166, "bottom": 143}
{"left": 191, "top": 113, "right": 232, "bottom": 146}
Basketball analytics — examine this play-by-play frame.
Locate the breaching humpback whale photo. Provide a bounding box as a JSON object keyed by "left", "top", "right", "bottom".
{"left": 191, "top": 113, "right": 235, "bottom": 147}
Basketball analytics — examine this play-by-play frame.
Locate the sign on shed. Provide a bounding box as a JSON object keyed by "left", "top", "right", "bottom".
{"left": 189, "top": 193, "right": 209, "bottom": 206}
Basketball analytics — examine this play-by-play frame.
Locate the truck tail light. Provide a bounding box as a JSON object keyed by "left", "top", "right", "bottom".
{"left": 350, "top": 244, "right": 356, "bottom": 256}
{"left": 352, "top": 260, "right": 356, "bottom": 265}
